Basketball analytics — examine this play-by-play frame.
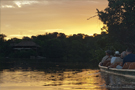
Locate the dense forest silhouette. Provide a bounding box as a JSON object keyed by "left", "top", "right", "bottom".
{"left": 0, "top": 0, "right": 135, "bottom": 66}
{"left": 0, "top": 32, "right": 128, "bottom": 63}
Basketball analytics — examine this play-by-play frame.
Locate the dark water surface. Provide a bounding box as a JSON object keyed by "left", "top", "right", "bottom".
{"left": 0, "top": 63, "right": 135, "bottom": 90}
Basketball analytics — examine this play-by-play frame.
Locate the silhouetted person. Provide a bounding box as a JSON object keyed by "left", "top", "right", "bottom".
{"left": 100, "top": 50, "right": 113, "bottom": 66}
{"left": 116, "top": 48, "right": 135, "bottom": 69}
{"left": 122, "top": 48, "right": 135, "bottom": 66}
{"left": 109, "top": 51, "right": 126, "bottom": 68}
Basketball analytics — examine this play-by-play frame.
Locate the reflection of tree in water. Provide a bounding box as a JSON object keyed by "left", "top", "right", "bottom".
{"left": 100, "top": 72, "right": 135, "bottom": 90}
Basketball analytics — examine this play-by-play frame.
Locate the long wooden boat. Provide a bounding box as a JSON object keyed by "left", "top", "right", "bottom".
{"left": 99, "top": 64, "right": 135, "bottom": 78}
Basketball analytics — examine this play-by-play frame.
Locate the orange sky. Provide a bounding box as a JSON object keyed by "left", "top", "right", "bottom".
{"left": 1, "top": 0, "right": 108, "bottom": 39}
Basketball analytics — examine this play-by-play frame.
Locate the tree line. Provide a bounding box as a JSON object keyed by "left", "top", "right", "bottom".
{"left": 0, "top": 32, "right": 127, "bottom": 64}
{"left": 1, "top": 0, "right": 135, "bottom": 64}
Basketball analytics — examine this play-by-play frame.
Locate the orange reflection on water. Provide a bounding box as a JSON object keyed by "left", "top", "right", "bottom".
{"left": 0, "top": 69, "right": 107, "bottom": 90}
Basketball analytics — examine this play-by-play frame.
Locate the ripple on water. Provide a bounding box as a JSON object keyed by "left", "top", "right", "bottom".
{"left": 0, "top": 69, "right": 124, "bottom": 90}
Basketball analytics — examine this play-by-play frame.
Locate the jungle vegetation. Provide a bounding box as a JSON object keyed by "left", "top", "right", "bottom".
{"left": 0, "top": 0, "right": 135, "bottom": 64}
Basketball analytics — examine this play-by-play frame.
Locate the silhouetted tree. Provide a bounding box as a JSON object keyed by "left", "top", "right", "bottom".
{"left": 97, "top": 0, "right": 135, "bottom": 44}
{"left": 0, "top": 34, "right": 6, "bottom": 41}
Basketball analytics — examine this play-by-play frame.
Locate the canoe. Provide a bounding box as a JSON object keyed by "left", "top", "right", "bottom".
{"left": 99, "top": 64, "right": 135, "bottom": 78}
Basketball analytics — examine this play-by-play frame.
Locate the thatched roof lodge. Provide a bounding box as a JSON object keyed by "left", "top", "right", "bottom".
{"left": 13, "top": 37, "right": 40, "bottom": 50}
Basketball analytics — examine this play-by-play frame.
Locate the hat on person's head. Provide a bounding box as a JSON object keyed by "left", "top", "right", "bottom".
{"left": 105, "top": 50, "right": 111, "bottom": 55}
{"left": 114, "top": 51, "right": 120, "bottom": 55}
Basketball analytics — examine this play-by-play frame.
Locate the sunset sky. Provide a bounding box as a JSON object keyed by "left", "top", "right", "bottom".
{"left": 1, "top": 0, "right": 108, "bottom": 39}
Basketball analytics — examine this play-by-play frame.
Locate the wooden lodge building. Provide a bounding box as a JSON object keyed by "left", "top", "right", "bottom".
{"left": 12, "top": 37, "right": 40, "bottom": 51}
{"left": 10, "top": 37, "right": 47, "bottom": 59}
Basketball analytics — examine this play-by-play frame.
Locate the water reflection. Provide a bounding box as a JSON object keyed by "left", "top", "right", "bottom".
{"left": 100, "top": 72, "right": 135, "bottom": 90}
{"left": 0, "top": 68, "right": 108, "bottom": 90}
{"left": 1, "top": 68, "right": 135, "bottom": 90}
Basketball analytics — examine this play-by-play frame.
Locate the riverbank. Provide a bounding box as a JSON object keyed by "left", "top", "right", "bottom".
{"left": 0, "top": 57, "right": 99, "bottom": 70}
{"left": 0, "top": 61, "right": 98, "bottom": 71}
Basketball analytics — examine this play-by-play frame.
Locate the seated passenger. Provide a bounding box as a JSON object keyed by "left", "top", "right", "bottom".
{"left": 111, "top": 51, "right": 121, "bottom": 65}
{"left": 111, "top": 51, "right": 126, "bottom": 68}
{"left": 100, "top": 50, "right": 113, "bottom": 66}
{"left": 108, "top": 51, "right": 121, "bottom": 68}
{"left": 113, "top": 51, "right": 126, "bottom": 65}
{"left": 122, "top": 48, "right": 135, "bottom": 66}
{"left": 116, "top": 48, "right": 135, "bottom": 69}
{"left": 120, "top": 51, "right": 127, "bottom": 59}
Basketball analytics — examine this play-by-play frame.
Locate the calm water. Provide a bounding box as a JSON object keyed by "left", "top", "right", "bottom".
{"left": 1, "top": 68, "right": 135, "bottom": 90}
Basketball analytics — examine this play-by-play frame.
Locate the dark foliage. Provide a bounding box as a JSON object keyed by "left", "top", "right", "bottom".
{"left": 0, "top": 32, "right": 128, "bottom": 64}
{"left": 1, "top": 0, "right": 135, "bottom": 64}
{"left": 97, "top": 0, "right": 135, "bottom": 45}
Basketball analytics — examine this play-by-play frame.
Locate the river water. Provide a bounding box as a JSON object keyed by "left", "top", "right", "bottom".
{"left": 1, "top": 67, "right": 135, "bottom": 90}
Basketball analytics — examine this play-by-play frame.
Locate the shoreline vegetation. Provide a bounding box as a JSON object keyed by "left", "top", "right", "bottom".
{"left": 0, "top": 58, "right": 98, "bottom": 71}
{"left": 0, "top": 31, "right": 132, "bottom": 70}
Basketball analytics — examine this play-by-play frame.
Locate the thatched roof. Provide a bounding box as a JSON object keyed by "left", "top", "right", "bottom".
{"left": 14, "top": 40, "right": 40, "bottom": 47}
{"left": 14, "top": 37, "right": 40, "bottom": 47}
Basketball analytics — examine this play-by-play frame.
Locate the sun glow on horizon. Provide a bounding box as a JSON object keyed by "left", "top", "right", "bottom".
{"left": 1, "top": 0, "right": 108, "bottom": 40}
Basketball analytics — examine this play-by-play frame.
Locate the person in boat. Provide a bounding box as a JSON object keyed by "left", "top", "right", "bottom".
{"left": 100, "top": 50, "right": 113, "bottom": 66}
{"left": 105, "top": 51, "right": 120, "bottom": 67}
{"left": 107, "top": 51, "right": 121, "bottom": 66}
{"left": 122, "top": 48, "right": 135, "bottom": 65}
{"left": 120, "top": 51, "right": 127, "bottom": 59}
{"left": 109, "top": 51, "right": 126, "bottom": 68}
{"left": 111, "top": 51, "right": 121, "bottom": 64}
{"left": 116, "top": 48, "right": 135, "bottom": 69}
